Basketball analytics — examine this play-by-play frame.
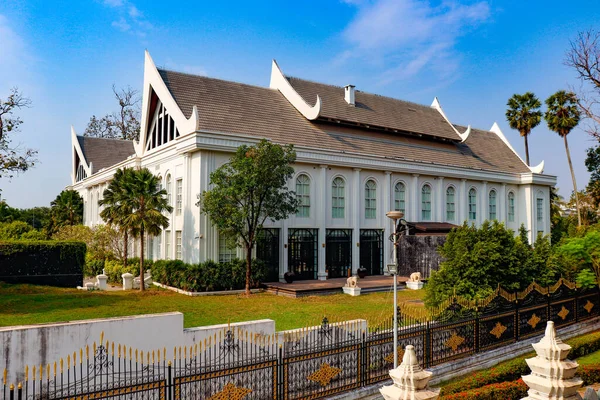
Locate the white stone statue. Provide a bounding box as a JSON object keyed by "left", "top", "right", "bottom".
{"left": 380, "top": 345, "right": 438, "bottom": 400}
{"left": 521, "top": 321, "right": 583, "bottom": 400}
{"left": 342, "top": 275, "right": 361, "bottom": 296}
{"left": 409, "top": 272, "right": 422, "bottom": 282}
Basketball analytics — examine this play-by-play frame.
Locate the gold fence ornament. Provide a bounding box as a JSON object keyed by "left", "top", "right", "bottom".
{"left": 100, "top": 331, "right": 104, "bottom": 345}
{"left": 490, "top": 322, "right": 507, "bottom": 339}
{"left": 307, "top": 363, "right": 342, "bottom": 387}
{"left": 3, "top": 368, "right": 6, "bottom": 385}
{"left": 558, "top": 306, "right": 570, "bottom": 320}
{"left": 17, "top": 383, "right": 22, "bottom": 390}
{"left": 528, "top": 313, "right": 542, "bottom": 329}
{"left": 39, "top": 365, "right": 42, "bottom": 381}
{"left": 60, "top": 358, "right": 63, "bottom": 373}
{"left": 585, "top": 300, "right": 594, "bottom": 314}
{"left": 67, "top": 355, "right": 71, "bottom": 369}
{"left": 32, "top": 366, "right": 36, "bottom": 382}
{"left": 46, "top": 364, "right": 50, "bottom": 379}
{"left": 80, "top": 348, "right": 83, "bottom": 363}
{"left": 444, "top": 332, "right": 465, "bottom": 352}
{"left": 207, "top": 382, "right": 252, "bottom": 400}
{"left": 24, "top": 365, "right": 28, "bottom": 382}
{"left": 9, "top": 384, "right": 13, "bottom": 391}
{"left": 53, "top": 362, "right": 56, "bottom": 377}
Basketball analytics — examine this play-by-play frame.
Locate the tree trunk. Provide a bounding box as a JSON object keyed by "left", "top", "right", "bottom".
{"left": 140, "top": 228, "right": 145, "bottom": 291}
{"left": 524, "top": 135, "right": 530, "bottom": 166}
{"left": 564, "top": 135, "right": 582, "bottom": 227}
{"left": 123, "top": 231, "right": 129, "bottom": 267}
{"left": 245, "top": 244, "right": 252, "bottom": 296}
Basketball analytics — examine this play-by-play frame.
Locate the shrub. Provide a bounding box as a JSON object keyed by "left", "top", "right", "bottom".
{"left": 152, "top": 258, "right": 268, "bottom": 292}
{"left": 440, "top": 330, "right": 600, "bottom": 395}
{"left": 580, "top": 365, "right": 600, "bottom": 386}
{"left": 441, "top": 379, "right": 528, "bottom": 400}
{"left": 0, "top": 240, "right": 85, "bottom": 287}
{"left": 0, "top": 221, "right": 32, "bottom": 240}
{"left": 104, "top": 260, "right": 139, "bottom": 283}
{"left": 577, "top": 269, "right": 598, "bottom": 290}
{"left": 20, "top": 229, "right": 47, "bottom": 240}
{"left": 84, "top": 254, "right": 105, "bottom": 277}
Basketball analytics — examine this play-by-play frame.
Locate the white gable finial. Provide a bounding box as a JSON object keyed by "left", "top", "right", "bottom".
{"left": 431, "top": 97, "right": 469, "bottom": 142}
{"left": 270, "top": 59, "right": 321, "bottom": 120}
{"left": 490, "top": 122, "right": 543, "bottom": 173}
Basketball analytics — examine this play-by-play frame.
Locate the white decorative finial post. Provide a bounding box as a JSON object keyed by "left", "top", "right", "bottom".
{"left": 380, "top": 345, "right": 438, "bottom": 400}
{"left": 521, "top": 321, "right": 583, "bottom": 400}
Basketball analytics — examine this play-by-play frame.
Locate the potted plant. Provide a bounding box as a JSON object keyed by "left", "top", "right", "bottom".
{"left": 284, "top": 271, "right": 295, "bottom": 284}
{"left": 357, "top": 267, "right": 368, "bottom": 279}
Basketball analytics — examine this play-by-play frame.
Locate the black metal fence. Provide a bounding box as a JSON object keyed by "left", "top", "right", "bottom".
{"left": 3, "top": 279, "right": 599, "bottom": 400}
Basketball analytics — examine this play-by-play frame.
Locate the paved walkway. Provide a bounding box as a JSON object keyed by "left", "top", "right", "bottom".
{"left": 263, "top": 275, "right": 408, "bottom": 297}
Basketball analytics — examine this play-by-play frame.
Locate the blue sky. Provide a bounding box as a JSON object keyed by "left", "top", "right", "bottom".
{"left": 0, "top": 0, "right": 598, "bottom": 208}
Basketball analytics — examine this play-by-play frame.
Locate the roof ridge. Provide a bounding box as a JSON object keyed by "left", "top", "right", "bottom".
{"left": 286, "top": 76, "right": 438, "bottom": 111}
{"left": 158, "top": 68, "right": 277, "bottom": 93}
{"left": 78, "top": 135, "right": 134, "bottom": 143}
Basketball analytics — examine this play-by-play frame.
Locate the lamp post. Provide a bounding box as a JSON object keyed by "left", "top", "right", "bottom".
{"left": 386, "top": 210, "right": 403, "bottom": 368}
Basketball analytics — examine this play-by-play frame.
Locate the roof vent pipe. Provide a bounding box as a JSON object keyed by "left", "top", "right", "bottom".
{"left": 344, "top": 85, "right": 355, "bottom": 106}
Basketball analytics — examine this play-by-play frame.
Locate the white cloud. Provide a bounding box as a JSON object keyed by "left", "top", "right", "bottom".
{"left": 101, "top": 1, "right": 153, "bottom": 38}
{"left": 341, "top": 0, "right": 490, "bottom": 84}
{"left": 111, "top": 17, "right": 131, "bottom": 32}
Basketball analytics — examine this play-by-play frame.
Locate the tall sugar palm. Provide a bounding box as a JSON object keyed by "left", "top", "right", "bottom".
{"left": 50, "top": 189, "right": 84, "bottom": 228}
{"left": 545, "top": 90, "right": 582, "bottom": 227}
{"left": 506, "top": 92, "right": 542, "bottom": 166}
{"left": 122, "top": 168, "right": 172, "bottom": 290}
{"left": 100, "top": 168, "right": 135, "bottom": 266}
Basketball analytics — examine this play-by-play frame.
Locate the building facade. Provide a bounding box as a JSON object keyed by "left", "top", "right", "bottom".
{"left": 69, "top": 51, "right": 556, "bottom": 281}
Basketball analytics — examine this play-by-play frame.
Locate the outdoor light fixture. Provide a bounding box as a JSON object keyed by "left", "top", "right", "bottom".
{"left": 386, "top": 210, "right": 404, "bottom": 368}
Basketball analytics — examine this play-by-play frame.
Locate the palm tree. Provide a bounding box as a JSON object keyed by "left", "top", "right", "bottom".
{"left": 50, "top": 189, "right": 84, "bottom": 228}
{"left": 545, "top": 90, "right": 582, "bottom": 226}
{"left": 506, "top": 92, "right": 542, "bottom": 166}
{"left": 100, "top": 168, "right": 135, "bottom": 266}
{"left": 121, "top": 168, "right": 172, "bottom": 291}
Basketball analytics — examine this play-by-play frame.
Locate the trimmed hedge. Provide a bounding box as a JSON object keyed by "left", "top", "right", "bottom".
{"left": 441, "top": 379, "right": 528, "bottom": 400}
{"left": 0, "top": 240, "right": 86, "bottom": 287}
{"left": 152, "top": 259, "right": 267, "bottom": 292}
{"left": 580, "top": 365, "right": 600, "bottom": 386}
{"left": 440, "top": 330, "right": 600, "bottom": 396}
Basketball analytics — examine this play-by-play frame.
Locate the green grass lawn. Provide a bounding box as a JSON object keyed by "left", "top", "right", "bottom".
{"left": 0, "top": 283, "right": 424, "bottom": 331}
{"left": 578, "top": 349, "right": 600, "bottom": 365}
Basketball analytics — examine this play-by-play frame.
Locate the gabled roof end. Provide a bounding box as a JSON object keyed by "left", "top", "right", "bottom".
{"left": 270, "top": 59, "right": 321, "bottom": 120}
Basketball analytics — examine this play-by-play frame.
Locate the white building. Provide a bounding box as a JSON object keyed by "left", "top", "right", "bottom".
{"left": 69, "top": 51, "right": 556, "bottom": 282}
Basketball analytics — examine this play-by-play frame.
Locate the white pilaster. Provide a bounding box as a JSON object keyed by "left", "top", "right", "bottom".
{"left": 182, "top": 153, "right": 191, "bottom": 262}
{"left": 384, "top": 171, "right": 392, "bottom": 265}
{"left": 482, "top": 181, "right": 488, "bottom": 225}
{"left": 318, "top": 165, "right": 327, "bottom": 280}
{"left": 500, "top": 184, "right": 507, "bottom": 225}
{"left": 437, "top": 177, "right": 444, "bottom": 222}
{"left": 460, "top": 179, "right": 467, "bottom": 223}
{"left": 411, "top": 174, "right": 419, "bottom": 221}
{"left": 353, "top": 168, "right": 361, "bottom": 274}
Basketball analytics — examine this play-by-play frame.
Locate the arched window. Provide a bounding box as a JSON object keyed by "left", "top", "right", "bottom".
{"left": 76, "top": 164, "right": 87, "bottom": 181}
{"left": 508, "top": 192, "right": 515, "bottom": 222}
{"left": 332, "top": 177, "right": 345, "bottom": 219}
{"left": 446, "top": 186, "right": 456, "bottom": 221}
{"left": 166, "top": 174, "right": 172, "bottom": 208}
{"left": 394, "top": 182, "right": 406, "bottom": 214}
{"left": 296, "top": 174, "right": 310, "bottom": 218}
{"left": 537, "top": 196, "right": 544, "bottom": 222}
{"left": 365, "top": 180, "right": 377, "bottom": 219}
{"left": 421, "top": 184, "right": 432, "bottom": 221}
{"left": 468, "top": 188, "right": 477, "bottom": 221}
{"left": 489, "top": 190, "right": 497, "bottom": 220}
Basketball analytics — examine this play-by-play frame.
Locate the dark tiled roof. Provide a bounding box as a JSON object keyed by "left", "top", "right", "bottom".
{"left": 77, "top": 136, "right": 135, "bottom": 174}
{"left": 287, "top": 77, "right": 462, "bottom": 141}
{"left": 157, "top": 69, "right": 530, "bottom": 174}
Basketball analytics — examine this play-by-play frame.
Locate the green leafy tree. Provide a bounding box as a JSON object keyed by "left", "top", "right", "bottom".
{"left": 586, "top": 146, "right": 600, "bottom": 207}
{"left": 119, "top": 168, "right": 171, "bottom": 291}
{"left": 199, "top": 139, "right": 299, "bottom": 295}
{"left": 0, "top": 220, "right": 32, "bottom": 240}
{"left": 50, "top": 190, "right": 84, "bottom": 231}
{"left": 0, "top": 88, "right": 37, "bottom": 180}
{"left": 545, "top": 91, "right": 582, "bottom": 226}
{"left": 506, "top": 92, "right": 542, "bottom": 166}
{"left": 99, "top": 168, "right": 135, "bottom": 265}
{"left": 425, "top": 221, "right": 554, "bottom": 306}
{"left": 555, "top": 230, "right": 600, "bottom": 285}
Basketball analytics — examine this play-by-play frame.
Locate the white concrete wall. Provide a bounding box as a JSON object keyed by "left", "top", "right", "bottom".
{"left": 0, "top": 313, "right": 275, "bottom": 385}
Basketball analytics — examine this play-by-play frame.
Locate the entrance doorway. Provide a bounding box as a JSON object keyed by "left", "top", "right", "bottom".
{"left": 326, "top": 229, "right": 352, "bottom": 278}
{"left": 288, "top": 229, "right": 318, "bottom": 280}
{"left": 256, "top": 228, "right": 280, "bottom": 282}
{"left": 360, "top": 229, "right": 384, "bottom": 276}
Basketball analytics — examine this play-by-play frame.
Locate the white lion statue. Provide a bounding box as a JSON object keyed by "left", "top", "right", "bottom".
{"left": 346, "top": 276, "right": 358, "bottom": 288}
{"left": 409, "top": 272, "right": 422, "bottom": 282}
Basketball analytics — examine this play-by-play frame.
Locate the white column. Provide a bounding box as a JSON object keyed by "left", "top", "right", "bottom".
{"left": 281, "top": 175, "right": 292, "bottom": 281}
{"left": 460, "top": 179, "right": 467, "bottom": 223}
{"left": 384, "top": 171, "right": 392, "bottom": 265}
{"left": 436, "top": 177, "right": 444, "bottom": 222}
{"left": 482, "top": 181, "right": 488, "bottom": 225}
{"left": 353, "top": 168, "right": 361, "bottom": 274}
{"left": 317, "top": 165, "right": 328, "bottom": 280}
{"left": 411, "top": 174, "right": 419, "bottom": 221}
